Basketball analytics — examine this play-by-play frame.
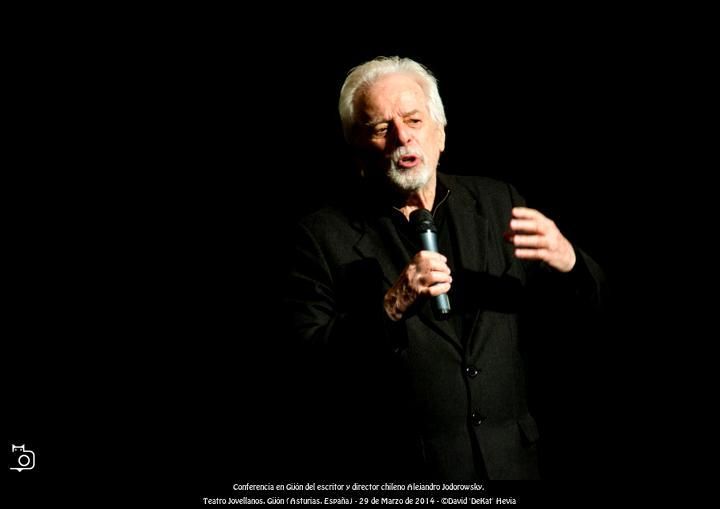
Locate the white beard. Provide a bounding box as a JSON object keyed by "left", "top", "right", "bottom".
{"left": 387, "top": 162, "right": 432, "bottom": 191}
{"left": 387, "top": 147, "right": 433, "bottom": 191}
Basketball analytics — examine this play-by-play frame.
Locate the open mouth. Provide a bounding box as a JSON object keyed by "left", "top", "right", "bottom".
{"left": 397, "top": 154, "right": 420, "bottom": 169}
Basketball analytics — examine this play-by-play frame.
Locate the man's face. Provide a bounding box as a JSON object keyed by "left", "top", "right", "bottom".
{"left": 354, "top": 73, "right": 446, "bottom": 191}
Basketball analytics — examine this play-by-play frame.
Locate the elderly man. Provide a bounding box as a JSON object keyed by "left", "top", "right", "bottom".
{"left": 285, "top": 56, "right": 604, "bottom": 480}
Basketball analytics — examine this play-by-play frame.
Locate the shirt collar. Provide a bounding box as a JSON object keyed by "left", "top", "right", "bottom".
{"left": 389, "top": 176, "right": 451, "bottom": 221}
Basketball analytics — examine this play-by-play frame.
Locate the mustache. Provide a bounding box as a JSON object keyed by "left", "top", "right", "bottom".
{"left": 390, "top": 146, "right": 424, "bottom": 164}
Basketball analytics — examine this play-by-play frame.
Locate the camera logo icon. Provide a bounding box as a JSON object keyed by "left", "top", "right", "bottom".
{"left": 10, "top": 444, "right": 35, "bottom": 472}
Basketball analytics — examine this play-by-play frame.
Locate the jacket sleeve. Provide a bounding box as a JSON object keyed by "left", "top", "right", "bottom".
{"left": 506, "top": 182, "right": 607, "bottom": 314}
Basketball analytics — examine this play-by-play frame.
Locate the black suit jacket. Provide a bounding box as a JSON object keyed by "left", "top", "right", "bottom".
{"left": 285, "top": 173, "right": 604, "bottom": 480}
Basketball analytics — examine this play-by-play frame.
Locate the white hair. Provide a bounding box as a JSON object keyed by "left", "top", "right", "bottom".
{"left": 338, "top": 56, "right": 447, "bottom": 143}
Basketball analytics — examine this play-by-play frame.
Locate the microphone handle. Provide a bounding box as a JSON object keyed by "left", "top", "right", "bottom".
{"left": 418, "top": 231, "right": 451, "bottom": 316}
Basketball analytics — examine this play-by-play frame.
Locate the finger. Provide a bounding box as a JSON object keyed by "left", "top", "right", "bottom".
{"left": 509, "top": 219, "right": 541, "bottom": 234}
{"left": 418, "top": 251, "right": 447, "bottom": 263}
{"left": 427, "top": 282, "right": 451, "bottom": 297}
{"left": 430, "top": 272, "right": 452, "bottom": 284}
{"left": 427, "top": 261, "right": 451, "bottom": 274}
{"left": 416, "top": 252, "right": 450, "bottom": 273}
{"left": 514, "top": 248, "right": 549, "bottom": 261}
{"left": 418, "top": 272, "right": 452, "bottom": 286}
{"left": 512, "top": 207, "right": 546, "bottom": 220}
{"left": 512, "top": 235, "right": 547, "bottom": 248}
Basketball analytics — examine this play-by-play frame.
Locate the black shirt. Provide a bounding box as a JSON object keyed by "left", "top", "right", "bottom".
{"left": 389, "top": 180, "right": 469, "bottom": 342}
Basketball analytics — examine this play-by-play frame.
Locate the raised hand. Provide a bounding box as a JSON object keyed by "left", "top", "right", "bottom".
{"left": 507, "top": 207, "right": 576, "bottom": 272}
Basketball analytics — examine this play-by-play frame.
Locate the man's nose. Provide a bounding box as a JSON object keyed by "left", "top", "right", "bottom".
{"left": 390, "top": 120, "right": 412, "bottom": 147}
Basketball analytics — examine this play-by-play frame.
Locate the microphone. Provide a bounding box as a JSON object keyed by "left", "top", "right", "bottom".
{"left": 409, "top": 208, "right": 451, "bottom": 318}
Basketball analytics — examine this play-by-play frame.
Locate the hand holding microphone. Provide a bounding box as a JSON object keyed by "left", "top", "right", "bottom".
{"left": 410, "top": 209, "right": 452, "bottom": 318}
{"left": 383, "top": 209, "right": 452, "bottom": 321}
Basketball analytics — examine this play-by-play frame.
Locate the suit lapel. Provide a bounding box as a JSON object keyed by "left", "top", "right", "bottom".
{"left": 352, "top": 215, "right": 407, "bottom": 288}
{"left": 443, "top": 175, "right": 489, "bottom": 276}
{"left": 441, "top": 174, "right": 490, "bottom": 350}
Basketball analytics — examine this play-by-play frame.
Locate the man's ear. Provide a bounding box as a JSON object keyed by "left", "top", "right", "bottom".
{"left": 349, "top": 146, "right": 367, "bottom": 178}
{"left": 353, "top": 158, "right": 366, "bottom": 178}
{"left": 438, "top": 125, "right": 446, "bottom": 153}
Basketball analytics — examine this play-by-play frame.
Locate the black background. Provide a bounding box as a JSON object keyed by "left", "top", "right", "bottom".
{"left": 6, "top": 10, "right": 704, "bottom": 505}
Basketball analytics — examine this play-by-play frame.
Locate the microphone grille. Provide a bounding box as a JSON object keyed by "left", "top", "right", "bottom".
{"left": 409, "top": 208, "right": 436, "bottom": 233}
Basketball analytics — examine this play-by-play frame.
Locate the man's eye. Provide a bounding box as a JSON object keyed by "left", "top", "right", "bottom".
{"left": 408, "top": 118, "right": 422, "bottom": 125}
{"left": 374, "top": 126, "right": 388, "bottom": 136}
